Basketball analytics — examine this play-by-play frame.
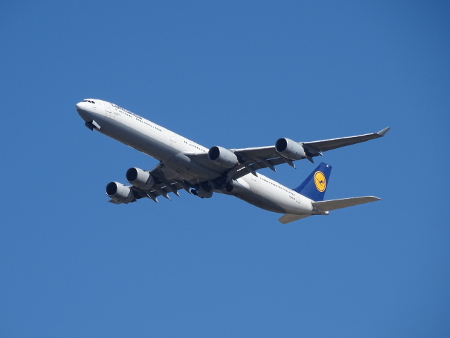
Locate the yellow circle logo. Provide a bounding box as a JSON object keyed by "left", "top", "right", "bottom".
{"left": 314, "top": 171, "right": 326, "bottom": 192}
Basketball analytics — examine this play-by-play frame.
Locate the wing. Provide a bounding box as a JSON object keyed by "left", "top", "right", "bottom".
{"left": 302, "top": 127, "right": 390, "bottom": 152}
{"left": 229, "top": 127, "right": 390, "bottom": 179}
{"left": 108, "top": 163, "right": 191, "bottom": 204}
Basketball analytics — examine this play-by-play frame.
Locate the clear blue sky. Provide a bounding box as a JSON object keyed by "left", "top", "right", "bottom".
{"left": 1, "top": 1, "right": 449, "bottom": 337}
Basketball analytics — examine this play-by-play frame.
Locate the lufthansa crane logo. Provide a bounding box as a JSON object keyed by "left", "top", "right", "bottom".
{"left": 314, "top": 171, "right": 326, "bottom": 192}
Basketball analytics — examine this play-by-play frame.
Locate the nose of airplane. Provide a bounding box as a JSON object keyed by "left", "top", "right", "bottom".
{"left": 76, "top": 101, "right": 91, "bottom": 121}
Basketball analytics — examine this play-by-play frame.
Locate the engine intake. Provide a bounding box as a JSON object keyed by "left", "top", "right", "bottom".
{"left": 208, "top": 146, "right": 238, "bottom": 168}
{"left": 275, "top": 138, "right": 306, "bottom": 160}
{"left": 106, "top": 182, "right": 135, "bottom": 204}
{"left": 126, "top": 167, "right": 155, "bottom": 189}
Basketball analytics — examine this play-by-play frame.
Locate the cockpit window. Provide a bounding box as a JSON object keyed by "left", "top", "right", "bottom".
{"left": 82, "top": 100, "right": 96, "bottom": 104}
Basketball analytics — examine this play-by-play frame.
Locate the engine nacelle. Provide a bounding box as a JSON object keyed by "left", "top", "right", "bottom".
{"left": 275, "top": 138, "right": 306, "bottom": 160}
{"left": 106, "top": 182, "right": 135, "bottom": 204}
{"left": 208, "top": 146, "right": 238, "bottom": 169}
{"left": 126, "top": 167, "right": 156, "bottom": 189}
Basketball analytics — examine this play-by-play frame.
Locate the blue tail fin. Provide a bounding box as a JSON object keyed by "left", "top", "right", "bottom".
{"left": 293, "top": 162, "right": 332, "bottom": 201}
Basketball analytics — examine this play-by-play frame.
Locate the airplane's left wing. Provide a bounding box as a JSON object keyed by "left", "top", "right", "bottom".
{"left": 229, "top": 127, "right": 390, "bottom": 179}
{"left": 302, "top": 127, "right": 390, "bottom": 153}
{"left": 185, "top": 128, "right": 390, "bottom": 181}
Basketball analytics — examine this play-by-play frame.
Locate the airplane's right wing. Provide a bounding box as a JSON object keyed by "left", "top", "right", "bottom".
{"left": 108, "top": 180, "right": 187, "bottom": 204}
{"left": 107, "top": 163, "right": 192, "bottom": 204}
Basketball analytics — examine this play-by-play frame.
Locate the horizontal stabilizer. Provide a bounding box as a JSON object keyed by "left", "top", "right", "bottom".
{"left": 312, "top": 196, "right": 380, "bottom": 211}
{"left": 278, "top": 214, "right": 311, "bottom": 224}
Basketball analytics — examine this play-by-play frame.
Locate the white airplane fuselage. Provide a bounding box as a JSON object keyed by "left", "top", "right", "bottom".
{"left": 76, "top": 99, "right": 317, "bottom": 215}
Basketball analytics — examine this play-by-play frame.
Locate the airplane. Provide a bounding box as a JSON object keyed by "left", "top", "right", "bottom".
{"left": 76, "top": 99, "right": 389, "bottom": 224}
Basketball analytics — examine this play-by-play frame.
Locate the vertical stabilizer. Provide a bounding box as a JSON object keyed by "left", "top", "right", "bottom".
{"left": 293, "top": 162, "right": 332, "bottom": 201}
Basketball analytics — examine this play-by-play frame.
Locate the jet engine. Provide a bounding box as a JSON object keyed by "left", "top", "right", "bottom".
{"left": 106, "top": 182, "right": 135, "bottom": 204}
{"left": 275, "top": 138, "right": 306, "bottom": 160}
{"left": 126, "top": 167, "right": 156, "bottom": 189}
{"left": 208, "top": 146, "right": 238, "bottom": 168}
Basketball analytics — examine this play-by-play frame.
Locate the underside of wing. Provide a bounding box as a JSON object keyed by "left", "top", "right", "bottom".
{"left": 231, "top": 146, "right": 279, "bottom": 161}
{"left": 108, "top": 180, "right": 188, "bottom": 204}
{"left": 107, "top": 163, "right": 192, "bottom": 204}
{"left": 230, "top": 157, "right": 287, "bottom": 180}
{"left": 147, "top": 162, "right": 186, "bottom": 182}
{"left": 185, "top": 147, "right": 289, "bottom": 182}
{"left": 183, "top": 152, "right": 228, "bottom": 175}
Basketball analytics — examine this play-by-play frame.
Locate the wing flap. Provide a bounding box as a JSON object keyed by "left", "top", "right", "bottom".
{"left": 312, "top": 196, "right": 380, "bottom": 211}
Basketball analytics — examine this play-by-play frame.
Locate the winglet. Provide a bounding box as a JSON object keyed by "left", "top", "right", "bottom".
{"left": 377, "top": 127, "right": 390, "bottom": 137}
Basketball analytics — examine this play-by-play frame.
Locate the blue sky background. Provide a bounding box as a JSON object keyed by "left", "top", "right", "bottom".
{"left": 1, "top": 1, "right": 449, "bottom": 337}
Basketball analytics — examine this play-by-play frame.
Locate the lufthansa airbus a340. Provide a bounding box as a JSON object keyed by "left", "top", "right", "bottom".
{"left": 76, "top": 99, "right": 389, "bottom": 224}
